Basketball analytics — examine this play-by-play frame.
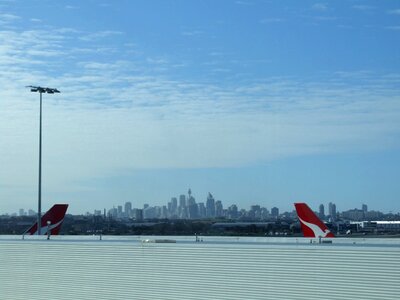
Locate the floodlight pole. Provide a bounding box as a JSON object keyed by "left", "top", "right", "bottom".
{"left": 38, "top": 90, "right": 42, "bottom": 235}
{"left": 27, "top": 86, "right": 60, "bottom": 235}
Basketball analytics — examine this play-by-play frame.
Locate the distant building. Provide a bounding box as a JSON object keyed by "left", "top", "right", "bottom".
{"left": 362, "top": 204, "right": 368, "bottom": 213}
{"left": 19, "top": 209, "right": 25, "bottom": 216}
{"left": 125, "top": 202, "right": 132, "bottom": 218}
{"left": 271, "top": 207, "right": 279, "bottom": 218}
{"left": 342, "top": 209, "right": 364, "bottom": 221}
{"left": 133, "top": 209, "right": 143, "bottom": 221}
{"left": 260, "top": 207, "right": 269, "bottom": 219}
{"left": 250, "top": 205, "right": 261, "bottom": 219}
{"left": 171, "top": 197, "right": 178, "bottom": 216}
{"left": 206, "top": 193, "right": 215, "bottom": 218}
{"left": 319, "top": 204, "right": 325, "bottom": 219}
{"left": 117, "top": 206, "right": 123, "bottom": 218}
{"left": 329, "top": 202, "right": 337, "bottom": 221}
{"left": 143, "top": 206, "right": 156, "bottom": 219}
{"left": 215, "top": 200, "right": 223, "bottom": 217}
{"left": 228, "top": 204, "right": 238, "bottom": 219}
{"left": 179, "top": 195, "right": 187, "bottom": 219}
{"left": 197, "top": 202, "right": 206, "bottom": 218}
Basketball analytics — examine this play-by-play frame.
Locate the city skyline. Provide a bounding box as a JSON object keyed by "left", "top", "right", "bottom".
{"left": 1, "top": 1, "right": 400, "bottom": 214}
{"left": 6, "top": 187, "right": 393, "bottom": 219}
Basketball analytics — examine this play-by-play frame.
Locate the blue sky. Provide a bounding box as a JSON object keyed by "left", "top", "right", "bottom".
{"left": 0, "top": 0, "right": 400, "bottom": 214}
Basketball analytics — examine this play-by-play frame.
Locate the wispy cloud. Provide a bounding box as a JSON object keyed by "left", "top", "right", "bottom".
{"left": 0, "top": 13, "right": 20, "bottom": 25}
{"left": 353, "top": 5, "right": 375, "bottom": 11}
{"left": 311, "top": 3, "right": 328, "bottom": 11}
{"left": 181, "top": 30, "right": 204, "bottom": 36}
{"left": 235, "top": 1, "right": 253, "bottom": 5}
{"left": 385, "top": 26, "right": 400, "bottom": 31}
{"left": 65, "top": 5, "right": 79, "bottom": 10}
{"left": 388, "top": 9, "right": 400, "bottom": 15}
{"left": 260, "top": 18, "right": 285, "bottom": 24}
{"left": 79, "top": 30, "right": 123, "bottom": 41}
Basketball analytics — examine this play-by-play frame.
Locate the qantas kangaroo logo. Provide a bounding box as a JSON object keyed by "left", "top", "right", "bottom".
{"left": 297, "top": 216, "right": 332, "bottom": 238}
{"left": 24, "top": 204, "right": 68, "bottom": 235}
{"left": 294, "top": 203, "right": 335, "bottom": 238}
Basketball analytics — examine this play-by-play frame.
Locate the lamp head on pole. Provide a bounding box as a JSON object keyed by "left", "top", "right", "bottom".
{"left": 26, "top": 86, "right": 61, "bottom": 94}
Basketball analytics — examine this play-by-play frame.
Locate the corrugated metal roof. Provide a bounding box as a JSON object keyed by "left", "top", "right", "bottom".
{"left": 1, "top": 236, "right": 399, "bottom": 300}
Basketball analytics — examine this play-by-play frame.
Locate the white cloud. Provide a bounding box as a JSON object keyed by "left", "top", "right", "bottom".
{"left": 353, "top": 5, "right": 374, "bottom": 11}
{"left": 260, "top": 18, "right": 285, "bottom": 24}
{"left": 385, "top": 26, "right": 400, "bottom": 31}
{"left": 311, "top": 3, "right": 328, "bottom": 11}
{"left": 181, "top": 30, "right": 204, "bottom": 36}
{"left": 79, "top": 30, "right": 123, "bottom": 41}
{"left": 388, "top": 9, "right": 400, "bottom": 15}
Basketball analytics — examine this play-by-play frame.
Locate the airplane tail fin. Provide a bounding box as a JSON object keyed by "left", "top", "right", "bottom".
{"left": 24, "top": 204, "right": 69, "bottom": 235}
{"left": 294, "top": 203, "right": 334, "bottom": 238}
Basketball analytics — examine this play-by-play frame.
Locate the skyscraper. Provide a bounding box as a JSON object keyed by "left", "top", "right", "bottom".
{"left": 171, "top": 197, "right": 178, "bottom": 216}
{"left": 125, "top": 202, "right": 132, "bottom": 218}
{"left": 319, "top": 204, "right": 325, "bottom": 219}
{"left": 179, "top": 195, "right": 187, "bottom": 219}
{"left": 206, "top": 193, "right": 215, "bottom": 218}
{"left": 271, "top": 207, "right": 279, "bottom": 218}
{"left": 215, "top": 200, "right": 223, "bottom": 217}
{"left": 228, "top": 204, "right": 238, "bottom": 219}
{"left": 362, "top": 204, "right": 368, "bottom": 213}
{"left": 329, "top": 202, "right": 337, "bottom": 221}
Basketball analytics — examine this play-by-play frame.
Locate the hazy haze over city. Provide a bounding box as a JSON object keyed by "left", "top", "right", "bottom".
{"left": 1, "top": 0, "right": 400, "bottom": 214}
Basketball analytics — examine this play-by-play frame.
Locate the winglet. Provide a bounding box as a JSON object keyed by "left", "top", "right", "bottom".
{"left": 294, "top": 203, "right": 334, "bottom": 238}
{"left": 24, "top": 204, "right": 69, "bottom": 235}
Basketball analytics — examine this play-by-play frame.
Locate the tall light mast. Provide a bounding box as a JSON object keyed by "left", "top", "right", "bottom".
{"left": 27, "top": 86, "right": 60, "bottom": 235}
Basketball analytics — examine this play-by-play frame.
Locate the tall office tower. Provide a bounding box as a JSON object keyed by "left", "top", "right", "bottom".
{"left": 133, "top": 209, "right": 143, "bottom": 221}
{"left": 250, "top": 205, "right": 261, "bottom": 219}
{"left": 161, "top": 206, "right": 168, "bottom": 218}
{"left": 171, "top": 197, "right": 178, "bottom": 215}
{"left": 197, "top": 202, "right": 206, "bottom": 218}
{"left": 167, "top": 202, "right": 172, "bottom": 215}
{"left": 188, "top": 203, "right": 198, "bottom": 219}
{"left": 179, "top": 195, "right": 186, "bottom": 208}
{"left": 319, "top": 204, "right": 325, "bottom": 219}
{"left": 109, "top": 207, "right": 118, "bottom": 218}
{"left": 125, "top": 202, "right": 132, "bottom": 218}
{"left": 362, "top": 204, "right": 368, "bottom": 213}
{"left": 187, "top": 195, "right": 196, "bottom": 206}
{"left": 186, "top": 189, "right": 197, "bottom": 219}
{"left": 215, "top": 200, "right": 223, "bottom": 217}
{"left": 143, "top": 206, "right": 156, "bottom": 219}
{"left": 271, "top": 207, "right": 279, "bottom": 218}
{"left": 117, "top": 206, "right": 123, "bottom": 218}
{"left": 179, "top": 194, "right": 187, "bottom": 219}
{"left": 329, "top": 202, "right": 337, "bottom": 221}
{"left": 228, "top": 204, "right": 238, "bottom": 219}
{"left": 206, "top": 193, "right": 216, "bottom": 218}
{"left": 260, "top": 207, "right": 269, "bottom": 220}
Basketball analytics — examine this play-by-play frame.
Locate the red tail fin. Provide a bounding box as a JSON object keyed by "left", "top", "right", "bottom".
{"left": 294, "top": 203, "right": 334, "bottom": 238}
{"left": 24, "top": 204, "right": 68, "bottom": 235}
